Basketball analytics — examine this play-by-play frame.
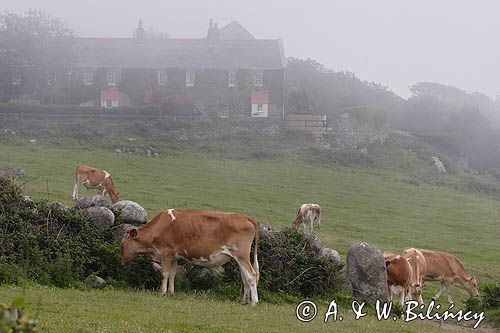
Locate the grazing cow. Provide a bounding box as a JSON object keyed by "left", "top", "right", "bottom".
{"left": 120, "top": 209, "right": 260, "bottom": 305}
{"left": 292, "top": 203, "right": 321, "bottom": 235}
{"left": 72, "top": 165, "right": 119, "bottom": 203}
{"left": 385, "top": 254, "right": 413, "bottom": 306}
{"left": 403, "top": 248, "right": 427, "bottom": 304}
{"left": 418, "top": 249, "right": 479, "bottom": 304}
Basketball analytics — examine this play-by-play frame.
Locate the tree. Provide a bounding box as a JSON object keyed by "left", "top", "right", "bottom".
{"left": 0, "top": 10, "right": 75, "bottom": 102}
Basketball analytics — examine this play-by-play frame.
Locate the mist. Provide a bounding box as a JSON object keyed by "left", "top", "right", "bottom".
{"left": 3, "top": 0, "right": 500, "bottom": 98}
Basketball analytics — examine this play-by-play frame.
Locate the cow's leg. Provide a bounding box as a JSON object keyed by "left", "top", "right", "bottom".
{"left": 167, "top": 261, "right": 177, "bottom": 294}
{"left": 239, "top": 266, "right": 251, "bottom": 305}
{"left": 433, "top": 281, "right": 447, "bottom": 301}
{"left": 160, "top": 255, "right": 173, "bottom": 295}
{"left": 72, "top": 183, "right": 78, "bottom": 200}
{"left": 445, "top": 282, "right": 454, "bottom": 304}
{"left": 399, "top": 287, "right": 405, "bottom": 306}
{"left": 236, "top": 257, "right": 258, "bottom": 305}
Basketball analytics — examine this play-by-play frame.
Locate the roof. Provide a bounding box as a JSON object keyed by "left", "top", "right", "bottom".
{"left": 73, "top": 37, "right": 286, "bottom": 70}
{"left": 219, "top": 21, "right": 255, "bottom": 40}
{"left": 101, "top": 89, "right": 119, "bottom": 100}
{"left": 251, "top": 91, "right": 269, "bottom": 104}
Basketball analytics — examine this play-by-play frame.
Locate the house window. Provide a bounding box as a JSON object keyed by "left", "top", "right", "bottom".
{"left": 157, "top": 71, "right": 167, "bottom": 86}
{"left": 106, "top": 71, "right": 116, "bottom": 86}
{"left": 83, "top": 72, "right": 93, "bottom": 85}
{"left": 66, "top": 71, "right": 73, "bottom": 81}
{"left": 106, "top": 100, "right": 113, "bottom": 108}
{"left": 257, "top": 104, "right": 263, "bottom": 112}
{"left": 253, "top": 72, "right": 263, "bottom": 87}
{"left": 47, "top": 72, "right": 56, "bottom": 86}
{"left": 11, "top": 74, "right": 22, "bottom": 86}
{"left": 186, "top": 71, "right": 195, "bottom": 87}
{"left": 228, "top": 71, "right": 236, "bottom": 88}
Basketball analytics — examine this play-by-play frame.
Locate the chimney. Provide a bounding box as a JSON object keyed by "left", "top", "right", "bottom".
{"left": 136, "top": 19, "right": 145, "bottom": 40}
{"left": 207, "top": 18, "right": 219, "bottom": 42}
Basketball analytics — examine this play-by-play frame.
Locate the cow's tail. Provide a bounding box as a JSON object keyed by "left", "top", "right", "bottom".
{"left": 249, "top": 217, "right": 260, "bottom": 285}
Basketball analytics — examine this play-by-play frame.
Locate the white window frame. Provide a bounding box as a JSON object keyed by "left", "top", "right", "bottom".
{"left": 11, "top": 74, "right": 22, "bottom": 86}
{"left": 186, "top": 71, "right": 195, "bottom": 87}
{"left": 228, "top": 71, "right": 236, "bottom": 88}
{"left": 253, "top": 72, "right": 263, "bottom": 87}
{"left": 66, "top": 71, "right": 73, "bottom": 81}
{"left": 157, "top": 71, "right": 167, "bottom": 86}
{"left": 106, "top": 100, "right": 113, "bottom": 108}
{"left": 47, "top": 72, "right": 56, "bottom": 86}
{"left": 257, "top": 104, "right": 264, "bottom": 112}
{"left": 83, "top": 72, "right": 93, "bottom": 86}
{"left": 106, "top": 71, "right": 116, "bottom": 86}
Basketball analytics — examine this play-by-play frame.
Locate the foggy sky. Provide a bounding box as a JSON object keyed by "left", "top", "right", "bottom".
{"left": 3, "top": 0, "right": 499, "bottom": 99}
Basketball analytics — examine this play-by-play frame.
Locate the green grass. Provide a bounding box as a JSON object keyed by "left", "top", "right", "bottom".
{"left": 0, "top": 284, "right": 462, "bottom": 333}
{"left": 1, "top": 142, "right": 499, "bottom": 332}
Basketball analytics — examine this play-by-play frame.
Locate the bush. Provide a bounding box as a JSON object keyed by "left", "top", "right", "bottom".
{"left": 0, "top": 177, "right": 346, "bottom": 301}
{"left": 466, "top": 281, "right": 500, "bottom": 327}
{"left": 306, "top": 147, "right": 374, "bottom": 168}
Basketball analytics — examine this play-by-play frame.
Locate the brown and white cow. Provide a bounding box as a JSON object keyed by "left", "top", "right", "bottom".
{"left": 292, "top": 203, "right": 321, "bottom": 235}
{"left": 72, "top": 165, "right": 119, "bottom": 203}
{"left": 120, "top": 209, "right": 260, "bottom": 305}
{"left": 385, "top": 254, "right": 413, "bottom": 306}
{"left": 418, "top": 249, "right": 479, "bottom": 304}
{"left": 403, "top": 248, "right": 427, "bottom": 304}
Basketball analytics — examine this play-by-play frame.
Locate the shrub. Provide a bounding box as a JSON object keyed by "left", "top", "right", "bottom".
{"left": 307, "top": 147, "right": 374, "bottom": 168}
{"left": 466, "top": 281, "right": 500, "bottom": 327}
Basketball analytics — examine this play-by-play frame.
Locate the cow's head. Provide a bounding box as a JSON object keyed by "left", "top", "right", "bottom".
{"left": 120, "top": 228, "right": 144, "bottom": 263}
{"left": 464, "top": 276, "right": 479, "bottom": 297}
{"left": 110, "top": 191, "right": 120, "bottom": 203}
{"left": 410, "top": 283, "right": 425, "bottom": 302}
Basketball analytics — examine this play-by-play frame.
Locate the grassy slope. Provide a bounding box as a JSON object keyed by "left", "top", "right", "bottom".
{"left": 0, "top": 285, "right": 459, "bottom": 333}
{"left": 1, "top": 142, "right": 499, "bottom": 332}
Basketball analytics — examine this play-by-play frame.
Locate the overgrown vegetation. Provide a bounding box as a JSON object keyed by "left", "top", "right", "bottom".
{"left": 466, "top": 281, "right": 500, "bottom": 327}
{"left": 0, "top": 177, "right": 345, "bottom": 302}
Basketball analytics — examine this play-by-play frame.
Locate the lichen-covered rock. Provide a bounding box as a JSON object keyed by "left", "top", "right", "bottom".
{"left": 49, "top": 202, "right": 70, "bottom": 212}
{"left": 85, "top": 275, "right": 107, "bottom": 288}
{"left": 91, "top": 195, "right": 111, "bottom": 207}
{"left": 259, "top": 224, "right": 276, "bottom": 236}
{"left": 111, "top": 200, "right": 147, "bottom": 224}
{"left": 74, "top": 196, "right": 93, "bottom": 209}
{"left": 347, "top": 241, "right": 388, "bottom": 304}
{"left": 305, "top": 234, "right": 322, "bottom": 254}
{"left": 85, "top": 206, "right": 115, "bottom": 230}
{"left": 321, "top": 247, "right": 341, "bottom": 266}
{"left": 112, "top": 223, "right": 134, "bottom": 242}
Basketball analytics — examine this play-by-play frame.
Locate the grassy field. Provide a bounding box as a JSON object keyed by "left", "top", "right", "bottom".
{"left": 0, "top": 284, "right": 476, "bottom": 333}
{"left": 1, "top": 142, "right": 499, "bottom": 332}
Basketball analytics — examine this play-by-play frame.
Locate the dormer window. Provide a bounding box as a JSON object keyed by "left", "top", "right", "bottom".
{"left": 186, "top": 71, "right": 195, "bottom": 87}
{"left": 158, "top": 71, "right": 167, "bottom": 86}
{"left": 106, "top": 71, "right": 116, "bottom": 86}
{"left": 83, "top": 72, "right": 93, "bottom": 85}
{"left": 253, "top": 72, "right": 263, "bottom": 87}
{"left": 228, "top": 71, "right": 236, "bottom": 88}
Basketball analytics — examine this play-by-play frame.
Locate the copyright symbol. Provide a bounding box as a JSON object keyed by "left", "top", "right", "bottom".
{"left": 296, "top": 300, "right": 317, "bottom": 322}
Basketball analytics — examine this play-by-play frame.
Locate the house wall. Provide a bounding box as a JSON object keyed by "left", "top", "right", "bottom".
{"left": 5, "top": 66, "right": 285, "bottom": 117}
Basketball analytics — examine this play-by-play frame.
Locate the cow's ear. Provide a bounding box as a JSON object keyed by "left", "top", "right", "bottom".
{"left": 385, "top": 260, "right": 391, "bottom": 268}
{"left": 128, "top": 228, "right": 138, "bottom": 239}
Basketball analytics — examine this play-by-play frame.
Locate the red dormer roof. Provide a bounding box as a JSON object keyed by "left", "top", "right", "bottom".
{"left": 101, "top": 89, "right": 119, "bottom": 100}
{"left": 251, "top": 91, "right": 269, "bottom": 104}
